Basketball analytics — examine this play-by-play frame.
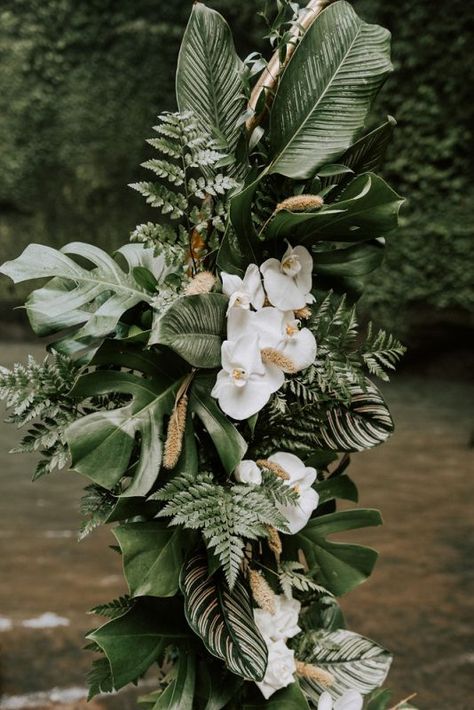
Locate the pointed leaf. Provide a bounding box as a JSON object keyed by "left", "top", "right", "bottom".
{"left": 340, "top": 116, "right": 397, "bottom": 174}
{"left": 244, "top": 681, "right": 310, "bottom": 709}
{"left": 294, "top": 508, "right": 382, "bottom": 595}
{"left": 313, "top": 240, "right": 385, "bottom": 299}
{"left": 176, "top": 2, "right": 244, "bottom": 154}
{"left": 87, "top": 597, "right": 189, "bottom": 691}
{"left": 151, "top": 294, "right": 227, "bottom": 368}
{"left": 269, "top": 1, "right": 392, "bottom": 179}
{"left": 311, "top": 379, "right": 394, "bottom": 451}
{"left": 296, "top": 629, "right": 392, "bottom": 701}
{"left": 114, "top": 522, "right": 194, "bottom": 598}
{"left": 315, "top": 475, "right": 358, "bottom": 505}
{"left": 152, "top": 652, "right": 196, "bottom": 710}
{"left": 180, "top": 553, "right": 268, "bottom": 681}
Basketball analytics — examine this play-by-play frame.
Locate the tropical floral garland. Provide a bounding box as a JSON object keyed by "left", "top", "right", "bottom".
{"left": 0, "top": 1, "right": 418, "bottom": 708}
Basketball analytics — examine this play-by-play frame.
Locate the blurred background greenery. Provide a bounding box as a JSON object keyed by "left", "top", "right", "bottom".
{"left": 0, "top": 0, "right": 473, "bottom": 340}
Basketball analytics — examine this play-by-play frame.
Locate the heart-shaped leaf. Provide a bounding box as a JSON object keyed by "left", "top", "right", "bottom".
{"left": 180, "top": 553, "right": 268, "bottom": 681}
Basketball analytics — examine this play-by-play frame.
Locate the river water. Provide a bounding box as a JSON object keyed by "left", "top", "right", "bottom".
{"left": 0, "top": 341, "right": 472, "bottom": 709}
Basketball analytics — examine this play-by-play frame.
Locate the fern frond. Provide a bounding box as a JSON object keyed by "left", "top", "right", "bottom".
{"left": 279, "top": 561, "right": 330, "bottom": 599}
{"left": 79, "top": 484, "right": 117, "bottom": 540}
{"left": 90, "top": 595, "right": 134, "bottom": 619}
{"left": 361, "top": 323, "right": 406, "bottom": 381}
{"left": 129, "top": 181, "right": 188, "bottom": 219}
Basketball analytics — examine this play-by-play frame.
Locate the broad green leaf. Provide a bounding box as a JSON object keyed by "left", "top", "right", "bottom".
{"left": 190, "top": 373, "right": 247, "bottom": 473}
{"left": 311, "top": 379, "right": 394, "bottom": 451}
{"left": 151, "top": 293, "right": 227, "bottom": 368}
{"left": 114, "top": 522, "right": 194, "bottom": 598}
{"left": 296, "top": 629, "right": 392, "bottom": 701}
{"left": 265, "top": 174, "right": 403, "bottom": 244}
{"left": 176, "top": 2, "right": 244, "bottom": 154}
{"left": 244, "top": 681, "right": 310, "bottom": 709}
{"left": 269, "top": 1, "right": 392, "bottom": 178}
{"left": 152, "top": 652, "right": 196, "bottom": 710}
{"left": 313, "top": 240, "right": 385, "bottom": 300}
{"left": 217, "top": 174, "right": 261, "bottom": 276}
{"left": 197, "top": 658, "right": 244, "bottom": 710}
{"left": 66, "top": 369, "right": 180, "bottom": 496}
{"left": 365, "top": 688, "right": 393, "bottom": 710}
{"left": 315, "top": 475, "right": 358, "bottom": 505}
{"left": 0, "top": 242, "right": 163, "bottom": 342}
{"left": 87, "top": 597, "right": 189, "bottom": 691}
{"left": 180, "top": 553, "right": 268, "bottom": 681}
{"left": 294, "top": 509, "right": 382, "bottom": 595}
{"left": 340, "top": 116, "right": 397, "bottom": 174}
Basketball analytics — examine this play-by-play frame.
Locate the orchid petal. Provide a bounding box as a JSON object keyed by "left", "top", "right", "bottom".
{"left": 221, "top": 272, "right": 242, "bottom": 298}
{"left": 261, "top": 259, "right": 307, "bottom": 310}
{"left": 243, "top": 264, "right": 265, "bottom": 310}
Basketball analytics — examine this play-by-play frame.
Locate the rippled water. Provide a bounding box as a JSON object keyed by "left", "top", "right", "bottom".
{"left": 0, "top": 341, "right": 473, "bottom": 709}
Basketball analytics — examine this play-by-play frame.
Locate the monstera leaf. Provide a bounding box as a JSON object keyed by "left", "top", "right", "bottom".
{"left": 176, "top": 2, "right": 244, "bottom": 154}
{"left": 0, "top": 243, "right": 163, "bottom": 344}
{"left": 88, "top": 597, "right": 189, "bottom": 691}
{"left": 293, "top": 509, "right": 382, "bottom": 595}
{"left": 296, "top": 629, "right": 392, "bottom": 701}
{"left": 151, "top": 293, "right": 227, "bottom": 368}
{"left": 180, "top": 553, "right": 268, "bottom": 681}
{"left": 312, "top": 379, "right": 394, "bottom": 451}
{"left": 313, "top": 240, "right": 385, "bottom": 299}
{"left": 265, "top": 174, "right": 403, "bottom": 244}
{"left": 268, "top": 1, "right": 392, "bottom": 179}
{"left": 114, "top": 522, "right": 195, "bottom": 598}
{"left": 66, "top": 368, "right": 180, "bottom": 497}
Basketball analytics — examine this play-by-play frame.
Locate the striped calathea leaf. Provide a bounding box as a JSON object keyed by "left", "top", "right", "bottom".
{"left": 180, "top": 553, "right": 268, "bottom": 681}
{"left": 312, "top": 380, "right": 394, "bottom": 451}
{"left": 295, "top": 629, "right": 392, "bottom": 702}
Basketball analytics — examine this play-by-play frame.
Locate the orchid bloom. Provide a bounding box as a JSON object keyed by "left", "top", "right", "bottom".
{"left": 255, "top": 639, "right": 296, "bottom": 700}
{"left": 254, "top": 595, "right": 301, "bottom": 642}
{"left": 234, "top": 459, "right": 262, "bottom": 485}
{"left": 229, "top": 307, "right": 316, "bottom": 372}
{"left": 260, "top": 243, "right": 315, "bottom": 311}
{"left": 268, "top": 451, "right": 319, "bottom": 534}
{"left": 318, "top": 690, "right": 364, "bottom": 710}
{"left": 211, "top": 334, "right": 284, "bottom": 420}
{"left": 221, "top": 264, "right": 265, "bottom": 314}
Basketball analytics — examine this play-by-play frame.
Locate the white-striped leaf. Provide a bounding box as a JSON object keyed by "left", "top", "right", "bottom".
{"left": 314, "top": 380, "right": 393, "bottom": 451}
{"left": 269, "top": 1, "right": 392, "bottom": 179}
{"left": 176, "top": 3, "right": 244, "bottom": 154}
{"left": 297, "top": 629, "right": 392, "bottom": 701}
{"left": 180, "top": 553, "right": 268, "bottom": 681}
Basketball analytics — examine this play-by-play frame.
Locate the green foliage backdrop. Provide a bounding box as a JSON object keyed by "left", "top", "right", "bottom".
{"left": 0, "top": 0, "right": 472, "bottom": 327}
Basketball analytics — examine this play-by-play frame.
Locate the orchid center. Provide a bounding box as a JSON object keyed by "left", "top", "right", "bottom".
{"left": 281, "top": 253, "right": 301, "bottom": 277}
{"left": 231, "top": 367, "right": 248, "bottom": 387}
{"left": 229, "top": 291, "right": 251, "bottom": 310}
{"left": 285, "top": 320, "right": 300, "bottom": 338}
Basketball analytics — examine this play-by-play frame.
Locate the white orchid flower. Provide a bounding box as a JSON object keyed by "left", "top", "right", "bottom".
{"left": 211, "top": 334, "right": 284, "bottom": 420}
{"left": 221, "top": 264, "right": 265, "bottom": 314}
{"left": 268, "top": 451, "right": 319, "bottom": 534}
{"left": 260, "top": 243, "right": 315, "bottom": 311}
{"left": 234, "top": 459, "right": 262, "bottom": 485}
{"left": 255, "top": 639, "right": 296, "bottom": 699}
{"left": 235, "top": 307, "right": 316, "bottom": 372}
{"left": 254, "top": 595, "right": 301, "bottom": 642}
{"left": 318, "top": 690, "right": 364, "bottom": 710}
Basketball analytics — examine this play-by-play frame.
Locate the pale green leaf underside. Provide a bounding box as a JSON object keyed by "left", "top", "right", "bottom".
{"left": 269, "top": 0, "right": 393, "bottom": 178}
{"left": 176, "top": 2, "right": 244, "bottom": 153}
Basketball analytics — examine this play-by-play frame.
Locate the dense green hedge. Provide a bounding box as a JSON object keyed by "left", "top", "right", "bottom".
{"left": 0, "top": 0, "right": 472, "bottom": 329}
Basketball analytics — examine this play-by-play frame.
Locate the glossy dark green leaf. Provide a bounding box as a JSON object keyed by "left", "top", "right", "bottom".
{"left": 365, "top": 688, "right": 393, "bottom": 710}
{"left": 315, "top": 475, "right": 358, "bottom": 505}
{"left": 87, "top": 597, "right": 189, "bottom": 690}
{"left": 340, "top": 116, "right": 397, "bottom": 174}
{"left": 243, "top": 681, "right": 310, "bottom": 709}
{"left": 268, "top": 1, "right": 392, "bottom": 178}
{"left": 152, "top": 651, "right": 196, "bottom": 710}
{"left": 114, "top": 522, "right": 194, "bottom": 598}
{"left": 217, "top": 175, "right": 260, "bottom": 276}
{"left": 265, "top": 174, "right": 403, "bottom": 245}
{"left": 176, "top": 2, "right": 244, "bottom": 154}
{"left": 313, "top": 240, "right": 385, "bottom": 299}
{"left": 197, "top": 658, "right": 244, "bottom": 710}
{"left": 295, "top": 509, "right": 382, "bottom": 595}
{"left": 150, "top": 294, "right": 227, "bottom": 368}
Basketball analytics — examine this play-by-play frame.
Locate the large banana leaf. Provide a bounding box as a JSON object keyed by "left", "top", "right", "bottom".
{"left": 180, "top": 553, "right": 268, "bottom": 681}
{"left": 293, "top": 509, "right": 382, "bottom": 595}
{"left": 265, "top": 174, "right": 403, "bottom": 244}
{"left": 339, "top": 116, "right": 397, "bottom": 174}
{"left": 151, "top": 293, "right": 227, "bottom": 368}
{"left": 269, "top": 1, "right": 392, "bottom": 179}
{"left": 176, "top": 3, "right": 244, "bottom": 154}
{"left": 297, "top": 629, "right": 392, "bottom": 701}
{"left": 312, "top": 379, "right": 394, "bottom": 451}
{"left": 0, "top": 242, "right": 161, "bottom": 342}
